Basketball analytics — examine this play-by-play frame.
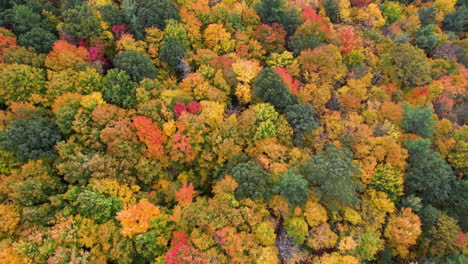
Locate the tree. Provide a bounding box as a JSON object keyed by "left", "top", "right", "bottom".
{"left": 368, "top": 165, "right": 403, "bottom": 202}
{"left": 254, "top": 0, "right": 286, "bottom": 25}
{"left": 124, "top": 0, "right": 180, "bottom": 35}
{"left": 253, "top": 68, "right": 294, "bottom": 111}
{"left": 254, "top": 23, "right": 286, "bottom": 53}
{"left": 274, "top": 169, "right": 308, "bottom": 207}
{"left": 113, "top": 51, "right": 157, "bottom": 82}
{"left": 381, "top": 1, "right": 404, "bottom": 25}
{"left": 116, "top": 198, "right": 161, "bottom": 238}
{"left": 103, "top": 69, "right": 137, "bottom": 109}
{"left": 17, "top": 27, "right": 56, "bottom": 53}
{"left": 418, "top": 6, "right": 437, "bottom": 26}
{"left": 384, "top": 208, "right": 422, "bottom": 258}
{"left": 381, "top": 44, "right": 432, "bottom": 89}
{"left": 9, "top": 160, "right": 65, "bottom": 206}
{"left": 402, "top": 103, "right": 436, "bottom": 138}
{"left": 44, "top": 40, "right": 89, "bottom": 71}
{"left": 284, "top": 216, "right": 308, "bottom": 244}
{"left": 1, "top": 4, "right": 51, "bottom": 35}
{"left": 420, "top": 213, "right": 463, "bottom": 259}
{"left": 0, "top": 63, "right": 46, "bottom": 105}
{"left": 301, "top": 143, "right": 362, "bottom": 211}
{"left": 405, "top": 139, "right": 456, "bottom": 205}
{"left": 442, "top": 7, "right": 468, "bottom": 34}
{"left": 160, "top": 38, "right": 186, "bottom": 73}
{"left": 284, "top": 103, "right": 320, "bottom": 146}
{"left": 60, "top": 3, "right": 103, "bottom": 41}
{"left": 414, "top": 25, "right": 439, "bottom": 54}
{"left": 231, "top": 161, "right": 272, "bottom": 201}
{"left": 1, "top": 117, "right": 61, "bottom": 160}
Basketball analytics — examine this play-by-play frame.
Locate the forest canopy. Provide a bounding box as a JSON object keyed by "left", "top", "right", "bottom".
{"left": 0, "top": 0, "right": 466, "bottom": 263}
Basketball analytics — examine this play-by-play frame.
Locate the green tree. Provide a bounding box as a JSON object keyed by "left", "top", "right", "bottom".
{"left": 253, "top": 68, "right": 294, "bottom": 111}
{"left": 418, "top": 6, "right": 436, "bottom": 26}
{"left": 103, "top": 69, "right": 137, "bottom": 109}
{"left": 63, "top": 186, "right": 123, "bottom": 224}
{"left": 0, "top": 63, "right": 46, "bottom": 105}
{"left": 159, "top": 38, "right": 186, "bottom": 73}
{"left": 17, "top": 27, "right": 57, "bottom": 53}
{"left": 284, "top": 103, "right": 320, "bottom": 146}
{"left": 368, "top": 165, "right": 403, "bottom": 202}
{"left": 402, "top": 103, "right": 436, "bottom": 138}
{"left": 381, "top": 43, "right": 432, "bottom": 89}
{"left": 275, "top": 169, "right": 308, "bottom": 207}
{"left": 414, "top": 25, "right": 439, "bottom": 54}
{"left": 405, "top": 139, "right": 456, "bottom": 205}
{"left": 1, "top": 4, "right": 51, "bottom": 35}
{"left": 254, "top": 0, "right": 286, "bottom": 25}
{"left": 443, "top": 7, "right": 468, "bottom": 34}
{"left": 231, "top": 161, "right": 272, "bottom": 201}
{"left": 98, "top": 3, "right": 128, "bottom": 26}
{"left": 0, "top": 117, "right": 62, "bottom": 160}
{"left": 382, "top": 1, "right": 404, "bottom": 25}
{"left": 420, "top": 213, "right": 463, "bottom": 259}
{"left": 113, "top": 51, "right": 157, "bottom": 82}
{"left": 123, "top": 0, "right": 180, "bottom": 38}
{"left": 301, "top": 143, "right": 363, "bottom": 211}
{"left": 10, "top": 160, "right": 65, "bottom": 207}
{"left": 60, "top": 3, "right": 103, "bottom": 41}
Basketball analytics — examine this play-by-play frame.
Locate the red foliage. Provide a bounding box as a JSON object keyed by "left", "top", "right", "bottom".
{"left": 187, "top": 101, "right": 201, "bottom": 114}
{"left": 170, "top": 132, "right": 195, "bottom": 163}
{"left": 175, "top": 183, "right": 197, "bottom": 206}
{"left": 174, "top": 103, "right": 187, "bottom": 117}
{"left": 300, "top": 7, "right": 330, "bottom": 37}
{"left": 210, "top": 56, "right": 235, "bottom": 75}
{"left": 433, "top": 94, "right": 456, "bottom": 121}
{"left": 132, "top": 116, "right": 167, "bottom": 160}
{"left": 112, "top": 25, "right": 126, "bottom": 40}
{"left": 254, "top": 23, "right": 286, "bottom": 52}
{"left": 339, "top": 27, "right": 361, "bottom": 55}
{"left": 407, "top": 87, "right": 430, "bottom": 105}
{"left": 88, "top": 40, "right": 108, "bottom": 65}
{"left": 0, "top": 32, "right": 17, "bottom": 54}
{"left": 166, "top": 231, "right": 209, "bottom": 264}
{"left": 274, "top": 68, "right": 300, "bottom": 96}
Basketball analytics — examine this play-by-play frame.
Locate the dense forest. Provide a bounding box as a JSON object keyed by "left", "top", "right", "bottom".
{"left": 0, "top": 0, "right": 467, "bottom": 263}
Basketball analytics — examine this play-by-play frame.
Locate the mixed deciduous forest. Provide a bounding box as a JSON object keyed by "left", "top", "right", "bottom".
{"left": 0, "top": 0, "right": 467, "bottom": 263}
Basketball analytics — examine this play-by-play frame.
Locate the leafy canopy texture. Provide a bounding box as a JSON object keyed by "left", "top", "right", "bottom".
{"left": 0, "top": 117, "right": 62, "bottom": 160}
{"left": 253, "top": 68, "right": 295, "bottom": 111}
{"left": 113, "top": 50, "right": 157, "bottom": 82}
{"left": 231, "top": 161, "right": 272, "bottom": 201}
{"left": 274, "top": 169, "right": 308, "bottom": 207}
{"left": 405, "top": 139, "right": 456, "bottom": 205}
{"left": 301, "top": 143, "right": 363, "bottom": 210}
{"left": 402, "top": 103, "right": 436, "bottom": 138}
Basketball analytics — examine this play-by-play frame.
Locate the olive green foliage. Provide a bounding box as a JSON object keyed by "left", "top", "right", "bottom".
{"left": 63, "top": 186, "right": 123, "bottom": 224}
{"left": 60, "top": 3, "right": 103, "bottom": 40}
{"left": 113, "top": 51, "right": 157, "bottom": 82}
{"left": 18, "top": 27, "right": 57, "bottom": 53}
{"left": 381, "top": 44, "right": 432, "bottom": 89}
{"left": 231, "top": 161, "right": 272, "bottom": 201}
{"left": 301, "top": 143, "right": 363, "bottom": 211}
{"left": 160, "top": 39, "right": 186, "bottom": 73}
{"left": 124, "top": 0, "right": 180, "bottom": 39}
{"left": 103, "top": 69, "right": 137, "bottom": 109}
{"left": 254, "top": 68, "right": 294, "bottom": 111}
{"left": 254, "top": 0, "right": 286, "bottom": 25}
{"left": 414, "top": 25, "right": 439, "bottom": 53}
{"left": 285, "top": 103, "right": 320, "bottom": 146}
{"left": 402, "top": 103, "right": 436, "bottom": 138}
{"left": 0, "top": 117, "right": 62, "bottom": 160}
{"left": 275, "top": 169, "right": 308, "bottom": 206}
{"left": 0, "top": 63, "right": 46, "bottom": 105}
{"left": 405, "top": 139, "right": 456, "bottom": 205}
{"left": 368, "top": 165, "right": 403, "bottom": 202}
{"left": 443, "top": 7, "right": 468, "bottom": 34}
